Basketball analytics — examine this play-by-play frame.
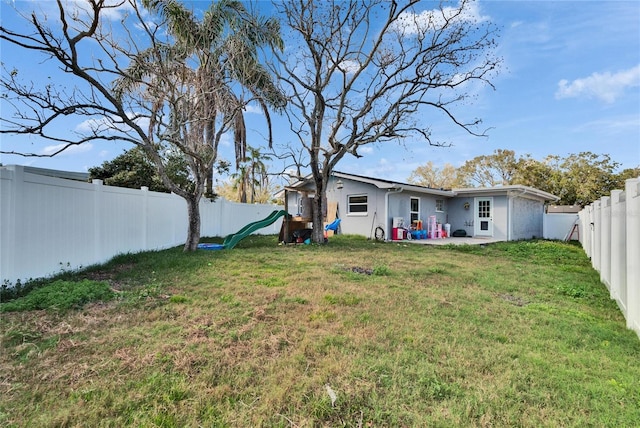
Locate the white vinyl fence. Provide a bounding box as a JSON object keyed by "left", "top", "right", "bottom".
{"left": 0, "top": 165, "right": 283, "bottom": 286}
{"left": 579, "top": 177, "right": 640, "bottom": 338}
{"left": 543, "top": 213, "right": 580, "bottom": 240}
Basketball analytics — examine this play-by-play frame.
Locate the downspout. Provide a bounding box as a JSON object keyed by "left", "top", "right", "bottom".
{"left": 384, "top": 187, "right": 404, "bottom": 241}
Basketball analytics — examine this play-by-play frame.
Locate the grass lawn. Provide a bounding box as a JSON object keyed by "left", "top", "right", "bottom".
{"left": 1, "top": 236, "right": 639, "bottom": 427}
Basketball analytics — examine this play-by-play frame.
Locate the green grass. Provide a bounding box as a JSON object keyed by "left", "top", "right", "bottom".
{"left": 0, "top": 279, "right": 114, "bottom": 313}
{"left": 1, "top": 236, "right": 639, "bottom": 427}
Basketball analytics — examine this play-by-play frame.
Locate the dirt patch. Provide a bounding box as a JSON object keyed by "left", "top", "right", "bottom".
{"left": 499, "top": 293, "right": 528, "bottom": 307}
{"left": 82, "top": 263, "right": 136, "bottom": 290}
{"left": 345, "top": 266, "right": 373, "bottom": 275}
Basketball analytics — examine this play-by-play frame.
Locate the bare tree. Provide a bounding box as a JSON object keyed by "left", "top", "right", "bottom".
{"left": 271, "top": 0, "right": 500, "bottom": 243}
{"left": 0, "top": 0, "right": 284, "bottom": 251}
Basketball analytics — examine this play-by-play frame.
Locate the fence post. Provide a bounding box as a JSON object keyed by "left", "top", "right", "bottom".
{"left": 593, "top": 200, "right": 601, "bottom": 272}
{"left": 588, "top": 204, "right": 595, "bottom": 261}
{"left": 600, "top": 196, "right": 611, "bottom": 290}
{"left": 626, "top": 178, "right": 640, "bottom": 334}
{"left": 586, "top": 205, "right": 593, "bottom": 259}
{"left": 1, "top": 166, "right": 24, "bottom": 284}
{"left": 141, "top": 186, "right": 149, "bottom": 251}
{"left": 579, "top": 205, "right": 590, "bottom": 258}
{"left": 93, "top": 179, "right": 104, "bottom": 262}
{"left": 610, "top": 190, "right": 626, "bottom": 312}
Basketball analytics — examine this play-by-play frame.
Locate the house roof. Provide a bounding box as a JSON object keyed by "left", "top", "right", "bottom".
{"left": 332, "top": 171, "right": 455, "bottom": 196}
{"left": 453, "top": 185, "right": 559, "bottom": 201}
{"left": 286, "top": 170, "right": 559, "bottom": 202}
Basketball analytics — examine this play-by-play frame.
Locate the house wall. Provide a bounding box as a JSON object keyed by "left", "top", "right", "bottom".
{"left": 291, "top": 177, "right": 552, "bottom": 243}
{"left": 326, "top": 177, "right": 385, "bottom": 238}
{"left": 387, "top": 192, "right": 446, "bottom": 229}
{"left": 447, "top": 197, "right": 474, "bottom": 236}
{"left": 325, "top": 180, "right": 450, "bottom": 239}
{"left": 511, "top": 196, "right": 545, "bottom": 240}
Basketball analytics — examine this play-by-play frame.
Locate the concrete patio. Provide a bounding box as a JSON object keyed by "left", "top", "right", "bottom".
{"left": 403, "top": 236, "right": 505, "bottom": 246}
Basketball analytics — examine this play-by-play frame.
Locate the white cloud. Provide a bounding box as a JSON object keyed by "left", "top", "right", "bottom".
{"left": 62, "top": 0, "right": 135, "bottom": 22}
{"left": 338, "top": 60, "right": 360, "bottom": 74}
{"left": 19, "top": 0, "right": 136, "bottom": 23}
{"left": 359, "top": 146, "right": 374, "bottom": 155}
{"left": 74, "top": 117, "right": 111, "bottom": 133}
{"left": 243, "top": 104, "right": 263, "bottom": 115}
{"left": 74, "top": 113, "right": 150, "bottom": 134}
{"left": 41, "top": 143, "right": 93, "bottom": 156}
{"left": 555, "top": 65, "right": 640, "bottom": 103}
{"left": 393, "top": 1, "right": 489, "bottom": 35}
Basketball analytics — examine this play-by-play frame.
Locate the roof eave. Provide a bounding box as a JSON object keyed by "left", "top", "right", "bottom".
{"left": 453, "top": 185, "right": 559, "bottom": 201}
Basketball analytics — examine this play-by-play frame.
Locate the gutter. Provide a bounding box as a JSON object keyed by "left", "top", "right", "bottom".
{"left": 384, "top": 187, "right": 404, "bottom": 241}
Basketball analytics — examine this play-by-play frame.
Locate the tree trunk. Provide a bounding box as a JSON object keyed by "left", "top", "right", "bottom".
{"left": 184, "top": 195, "right": 201, "bottom": 252}
{"left": 205, "top": 176, "right": 213, "bottom": 199}
{"left": 311, "top": 179, "right": 326, "bottom": 244}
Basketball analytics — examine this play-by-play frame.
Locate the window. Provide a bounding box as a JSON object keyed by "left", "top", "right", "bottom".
{"left": 410, "top": 197, "right": 420, "bottom": 223}
{"left": 435, "top": 199, "right": 444, "bottom": 212}
{"left": 348, "top": 194, "right": 368, "bottom": 215}
{"left": 478, "top": 199, "right": 491, "bottom": 218}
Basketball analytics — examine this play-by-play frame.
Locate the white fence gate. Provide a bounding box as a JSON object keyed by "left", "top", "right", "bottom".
{"left": 579, "top": 177, "right": 640, "bottom": 338}
{"left": 0, "top": 165, "right": 283, "bottom": 285}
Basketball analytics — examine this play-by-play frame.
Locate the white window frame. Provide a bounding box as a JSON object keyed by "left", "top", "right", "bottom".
{"left": 410, "top": 197, "right": 420, "bottom": 223}
{"left": 347, "top": 194, "right": 368, "bottom": 216}
{"left": 435, "top": 199, "right": 444, "bottom": 212}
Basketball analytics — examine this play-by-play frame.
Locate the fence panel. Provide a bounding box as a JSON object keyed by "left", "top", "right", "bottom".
{"left": 542, "top": 213, "right": 579, "bottom": 240}
{"left": 625, "top": 178, "right": 640, "bottom": 333}
{"left": 580, "top": 177, "right": 640, "bottom": 339}
{"left": 610, "top": 190, "right": 626, "bottom": 313}
{"left": 600, "top": 197, "right": 611, "bottom": 289}
{"left": 1, "top": 165, "right": 283, "bottom": 285}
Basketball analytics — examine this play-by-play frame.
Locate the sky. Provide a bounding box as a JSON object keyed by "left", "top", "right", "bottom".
{"left": 1, "top": 0, "right": 639, "bottom": 185}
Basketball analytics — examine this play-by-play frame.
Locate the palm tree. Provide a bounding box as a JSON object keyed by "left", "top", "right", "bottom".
{"left": 229, "top": 146, "right": 272, "bottom": 204}
{"left": 113, "top": 0, "right": 285, "bottom": 251}
{"left": 245, "top": 146, "right": 271, "bottom": 204}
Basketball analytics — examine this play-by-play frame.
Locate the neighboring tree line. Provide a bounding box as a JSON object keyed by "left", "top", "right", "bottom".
{"left": 408, "top": 149, "right": 639, "bottom": 206}
{"left": 88, "top": 145, "right": 280, "bottom": 204}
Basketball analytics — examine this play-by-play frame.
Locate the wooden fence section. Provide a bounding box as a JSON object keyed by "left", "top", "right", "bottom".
{"left": 0, "top": 165, "right": 283, "bottom": 285}
{"left": 579, "top": 177, "right": 640, "bottom": 338}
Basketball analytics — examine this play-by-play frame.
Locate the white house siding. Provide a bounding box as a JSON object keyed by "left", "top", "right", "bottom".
{"left": 447, "top": 197, "right": 474, "bottom": 236}
{"left": 326, "top": 177, "right": 385, "bottom": 237}
{"left": 511, "top": 197, "right": 545, "bottom": 240}
{"left": 387, "top": 192, "right": 443, "bottom": 229}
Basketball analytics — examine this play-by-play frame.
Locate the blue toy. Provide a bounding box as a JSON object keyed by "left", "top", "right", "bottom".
{"left": 325, "top": 218, "right": 341, "bottom": 233}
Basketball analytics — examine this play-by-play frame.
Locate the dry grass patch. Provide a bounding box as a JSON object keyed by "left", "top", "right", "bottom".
{"left": 1, "top": 236, "right": 639, "bottom": 427}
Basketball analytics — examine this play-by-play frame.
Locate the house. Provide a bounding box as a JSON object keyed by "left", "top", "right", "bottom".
{"left": 284, "top": 171, "right": 559, "bottom": 242}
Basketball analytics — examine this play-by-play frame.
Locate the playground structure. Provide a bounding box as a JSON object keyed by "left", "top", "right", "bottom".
{"left": 198, "top": 210, "right": 287, "bottom": 250}
{"left": 198, "top": 210, "right": 342, "bottom": 250}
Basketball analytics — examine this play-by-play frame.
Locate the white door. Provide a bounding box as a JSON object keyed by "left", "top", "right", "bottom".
{"left": 474, "top": 197, "right": 493, "bottom": 236}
